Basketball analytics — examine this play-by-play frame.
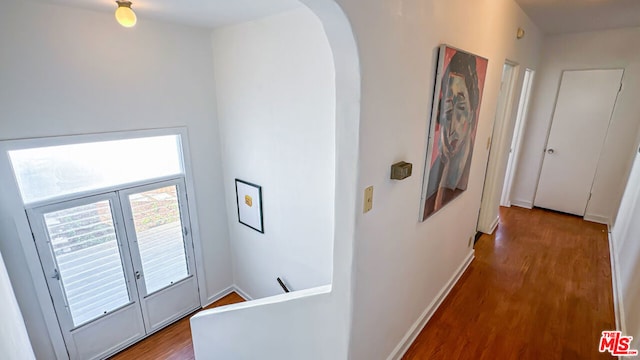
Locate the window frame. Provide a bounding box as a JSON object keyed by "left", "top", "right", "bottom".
{"left": 0, "top": 127, "right": 207, "bottom": 359}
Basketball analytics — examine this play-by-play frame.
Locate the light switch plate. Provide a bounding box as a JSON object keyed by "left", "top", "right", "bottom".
{"left": 364, "top": 186, "right": 373, "bottom": 213}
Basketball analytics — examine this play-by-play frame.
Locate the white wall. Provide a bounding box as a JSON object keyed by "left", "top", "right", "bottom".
{"left": 511, "top": 27, "right": 640, "bottom": 225}
{"left": 192, "top": 0, "right": 544, "bottom": 358}
{"left": 333, "top": 0, "right": 542, "bottom": 358}
{"left": 0, "top": 251, "right": 35, "bottom": 359}
{"left": 211, "top": 7, "right": 336, "bottom": 299}
{"left": 0, "top": 1, "right": 233, "bottom": 357}
{"left": 191, "top": 0, "right": 360, "bottom": 358}
{"left": 191, "top": 286, "right": 340, "bottom": 359}
{"left": 612, "top": 152, "right": 640, "bottom": 350}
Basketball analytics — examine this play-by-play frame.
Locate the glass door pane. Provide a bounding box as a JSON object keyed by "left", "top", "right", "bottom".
{"left": 42, "top": 200, "right": 131, "bottom": 327}
{"left": 127, "top": 185, "right": 189, "bottom": 294}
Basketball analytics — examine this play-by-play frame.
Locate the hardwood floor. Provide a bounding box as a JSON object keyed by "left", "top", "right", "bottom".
{"left": 403, "top": 206, "right": 615, "bottom": 359}
{"left": 109, "top": 292, "right": 244, "bottom": 360}
{"left": 108, "top": 207, "right": 614, "bottom": 360}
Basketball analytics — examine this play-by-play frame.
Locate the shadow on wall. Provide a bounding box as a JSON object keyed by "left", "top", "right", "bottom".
{"left": 211, "top": 4, "right": 337, "bottom": 300}
{"left": 192, "top": 0, "right": 361, "bottom": 358}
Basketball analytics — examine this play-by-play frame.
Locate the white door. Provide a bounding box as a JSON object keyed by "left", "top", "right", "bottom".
{"left": 535, "top": 69, "right": 623, "bottom": 216}
{"left": 28, "top": 194, "right": 146, "bottom": 360}
{"left": 477, "top": 62, "right": 517, "bottom": 234}
{"left": 29, "top": 179, "right": 199, "bottom": 359}
{"left": 119, "top": 179, "right": 200, "bottom": 333}
{"left": 501, "top": 68, "right": 535, "bottom": 207}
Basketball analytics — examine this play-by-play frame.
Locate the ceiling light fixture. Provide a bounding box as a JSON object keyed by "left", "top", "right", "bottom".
{"left": 115, "top": 1, "right": 137, "bottom": 28}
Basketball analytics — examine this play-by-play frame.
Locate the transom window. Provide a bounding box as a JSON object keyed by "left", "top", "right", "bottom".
{"left": 8, "top": 135, "right": 183, "bottom": 204}
{"left": 4, "top": 130, "right": 202, "bottom": 359}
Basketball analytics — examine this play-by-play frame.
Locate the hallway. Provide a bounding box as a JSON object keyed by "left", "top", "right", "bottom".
{"left": 403, "top": 206, "right": 615, "bottom": 359}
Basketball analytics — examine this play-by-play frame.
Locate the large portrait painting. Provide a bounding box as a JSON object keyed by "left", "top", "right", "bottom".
{"left": 420, "top": 45, "right": 488, "bottom": 221}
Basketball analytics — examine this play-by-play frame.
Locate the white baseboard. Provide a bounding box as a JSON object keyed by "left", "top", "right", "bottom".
{"left": 204, "top": 286, "right": 237, "bottom": 308}
{"left": 608, "top": 231, "right": 626, "bottom": 334}
{"left": 204, "top": 285, "right": 254, "bottom": 308}
{"left": 584, "top": 214, "right": 610, "bottom": 226}
{"left": 478, "top": 216, "right": 499, "bottom": 235}
{"left": 510, "top": 199, "right": 533, "bottom": 209}
{"left": 488, "top": 216, "right": 499, "bottom": 234}
{"left": 232, "top": 285, "right": 254, "bottom": 301}
{"left": 387, "top": 250, "right": 475, "bottom": 360}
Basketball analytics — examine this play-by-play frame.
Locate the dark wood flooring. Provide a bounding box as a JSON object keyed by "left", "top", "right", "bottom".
{"left": 109, "top": 206, "right": 615, "bottom": 359}
{"left": 403, "top": 206, "right": 615, "bottom": 359}
{"left": 109, "top": 292, "right": 244, "bottom": 360}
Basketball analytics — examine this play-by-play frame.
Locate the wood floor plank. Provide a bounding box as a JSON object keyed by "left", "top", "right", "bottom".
{"left": 109, "top": 207, "right": 614, "bottom": 360}
{"left": 109, "top": 292, "right": 244, "bottom": 360}
{"left": 402, "top": 206, "right": 615, "bottom": 359}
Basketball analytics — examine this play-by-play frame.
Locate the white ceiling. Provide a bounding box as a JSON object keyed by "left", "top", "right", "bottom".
{"left": 36, "top": 0, "right": 640, "bottom": 35}
{"left": 36, "top": 0, "right": 303, "bottom": 28}
{"left": 515, "top": 0, "right": 640, "bottom": 34}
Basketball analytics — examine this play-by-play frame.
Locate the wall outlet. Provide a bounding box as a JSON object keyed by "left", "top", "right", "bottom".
{"left": 363, "top": 186, "right": 374, "bottom": 213}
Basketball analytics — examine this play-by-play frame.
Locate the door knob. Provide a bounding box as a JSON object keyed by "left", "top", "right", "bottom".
{"left": 547, "top": 149, "right": 555, "bottom": 154}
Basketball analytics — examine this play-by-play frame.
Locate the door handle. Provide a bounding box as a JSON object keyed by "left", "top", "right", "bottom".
{"left": 547, "top": 148, "right": 555, "bottom": 154}
{"left": 135, "top": 271, "right": 141, "bottom": 280}
{"left": 51, "top": 268, "right": 60, "bottom": 280}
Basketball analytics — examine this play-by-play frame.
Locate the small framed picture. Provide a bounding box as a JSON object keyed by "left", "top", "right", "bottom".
{"left": 235, "top": 179, "right": 264, "bottom": 233}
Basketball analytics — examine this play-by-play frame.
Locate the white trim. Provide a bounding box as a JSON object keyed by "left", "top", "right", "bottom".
{"left": 583, "top": 213, "right": 610, "bottom": 226}
{"left": 477, "top": 61, "right": 519, "bottom": 233}
{"left": 24, "top": 174, "right": 184, "bottom": 210}
{"left": 501, "top": 69, "right": 535, "bottom": 207}
{"left": 387, "top": 250, "right": 475, "bottom": 360}
{"left": 0, "top": 156, "right": 69, "bottom": 359}
{"left": 478, "top": 215, "right": 499, "bottom": 235}
{"left": 608, "top": 230, "right": 626, "bottom": 334}
{"left": 510, "top": 199, "right": 533, "bottom": 209}
{"left": 0, "top": 127, "right": 207, "bottom": 359}
{"left": 14, "top": 218, "right": 70, "bottom": 359}
{"left": 232, "top": 285, "right": 254, "bottom": 301}
{"left": 488, "top": 216, "right": 499, "bottom": 234}
{"left": 204, "top": 286, "right": 237, "bottom": 308}
{"left": 178, "top": 130, "right": 209, "bottom": 307}
{"left": 1, "top": 127, "right": 187, "bottom": 150}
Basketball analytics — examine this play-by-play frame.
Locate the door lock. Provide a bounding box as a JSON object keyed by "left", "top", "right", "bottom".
{"left": 547, "top": 148, "right": 555, "bottom": 154}
{"left": 135, "top": 271, "right": 141, "bottom": 280}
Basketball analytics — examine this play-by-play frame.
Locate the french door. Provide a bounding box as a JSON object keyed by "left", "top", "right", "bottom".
{"left": 28, "top": 178, "right": 199, "bottom": 360}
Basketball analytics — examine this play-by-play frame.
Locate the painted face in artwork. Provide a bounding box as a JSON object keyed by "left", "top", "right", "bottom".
{"left": 440, "top": 73, "right": 472, "bottom": 159}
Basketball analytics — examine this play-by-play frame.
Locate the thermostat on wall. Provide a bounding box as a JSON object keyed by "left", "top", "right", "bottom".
{"left": 390, "top": 161, "right": 412, "bottom": 180}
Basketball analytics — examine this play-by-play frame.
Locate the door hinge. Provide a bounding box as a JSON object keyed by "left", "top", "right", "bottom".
{"left": 184, "top": 226, "right": 189, "bottom": 236}
{"left": 588, "top": 193, "right": 593, "bottom": 202}
{"left": 52, "top": 268, "right": 60, "bottom": 281}
{"left": 619, "top": 82, "right": 623, "bottom": 92}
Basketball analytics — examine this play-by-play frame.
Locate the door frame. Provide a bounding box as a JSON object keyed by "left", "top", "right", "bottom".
{"left": 477, "top": 60, "right": 519, "bottom": 234}
{"left": 0, "top": 127, "right": 206, "bottom": 359}
{"left": 501, "top": 68, "right": 535, "bottom": 207}
{"left": 27, "top": 192, "right": 147, "bottom": 360}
